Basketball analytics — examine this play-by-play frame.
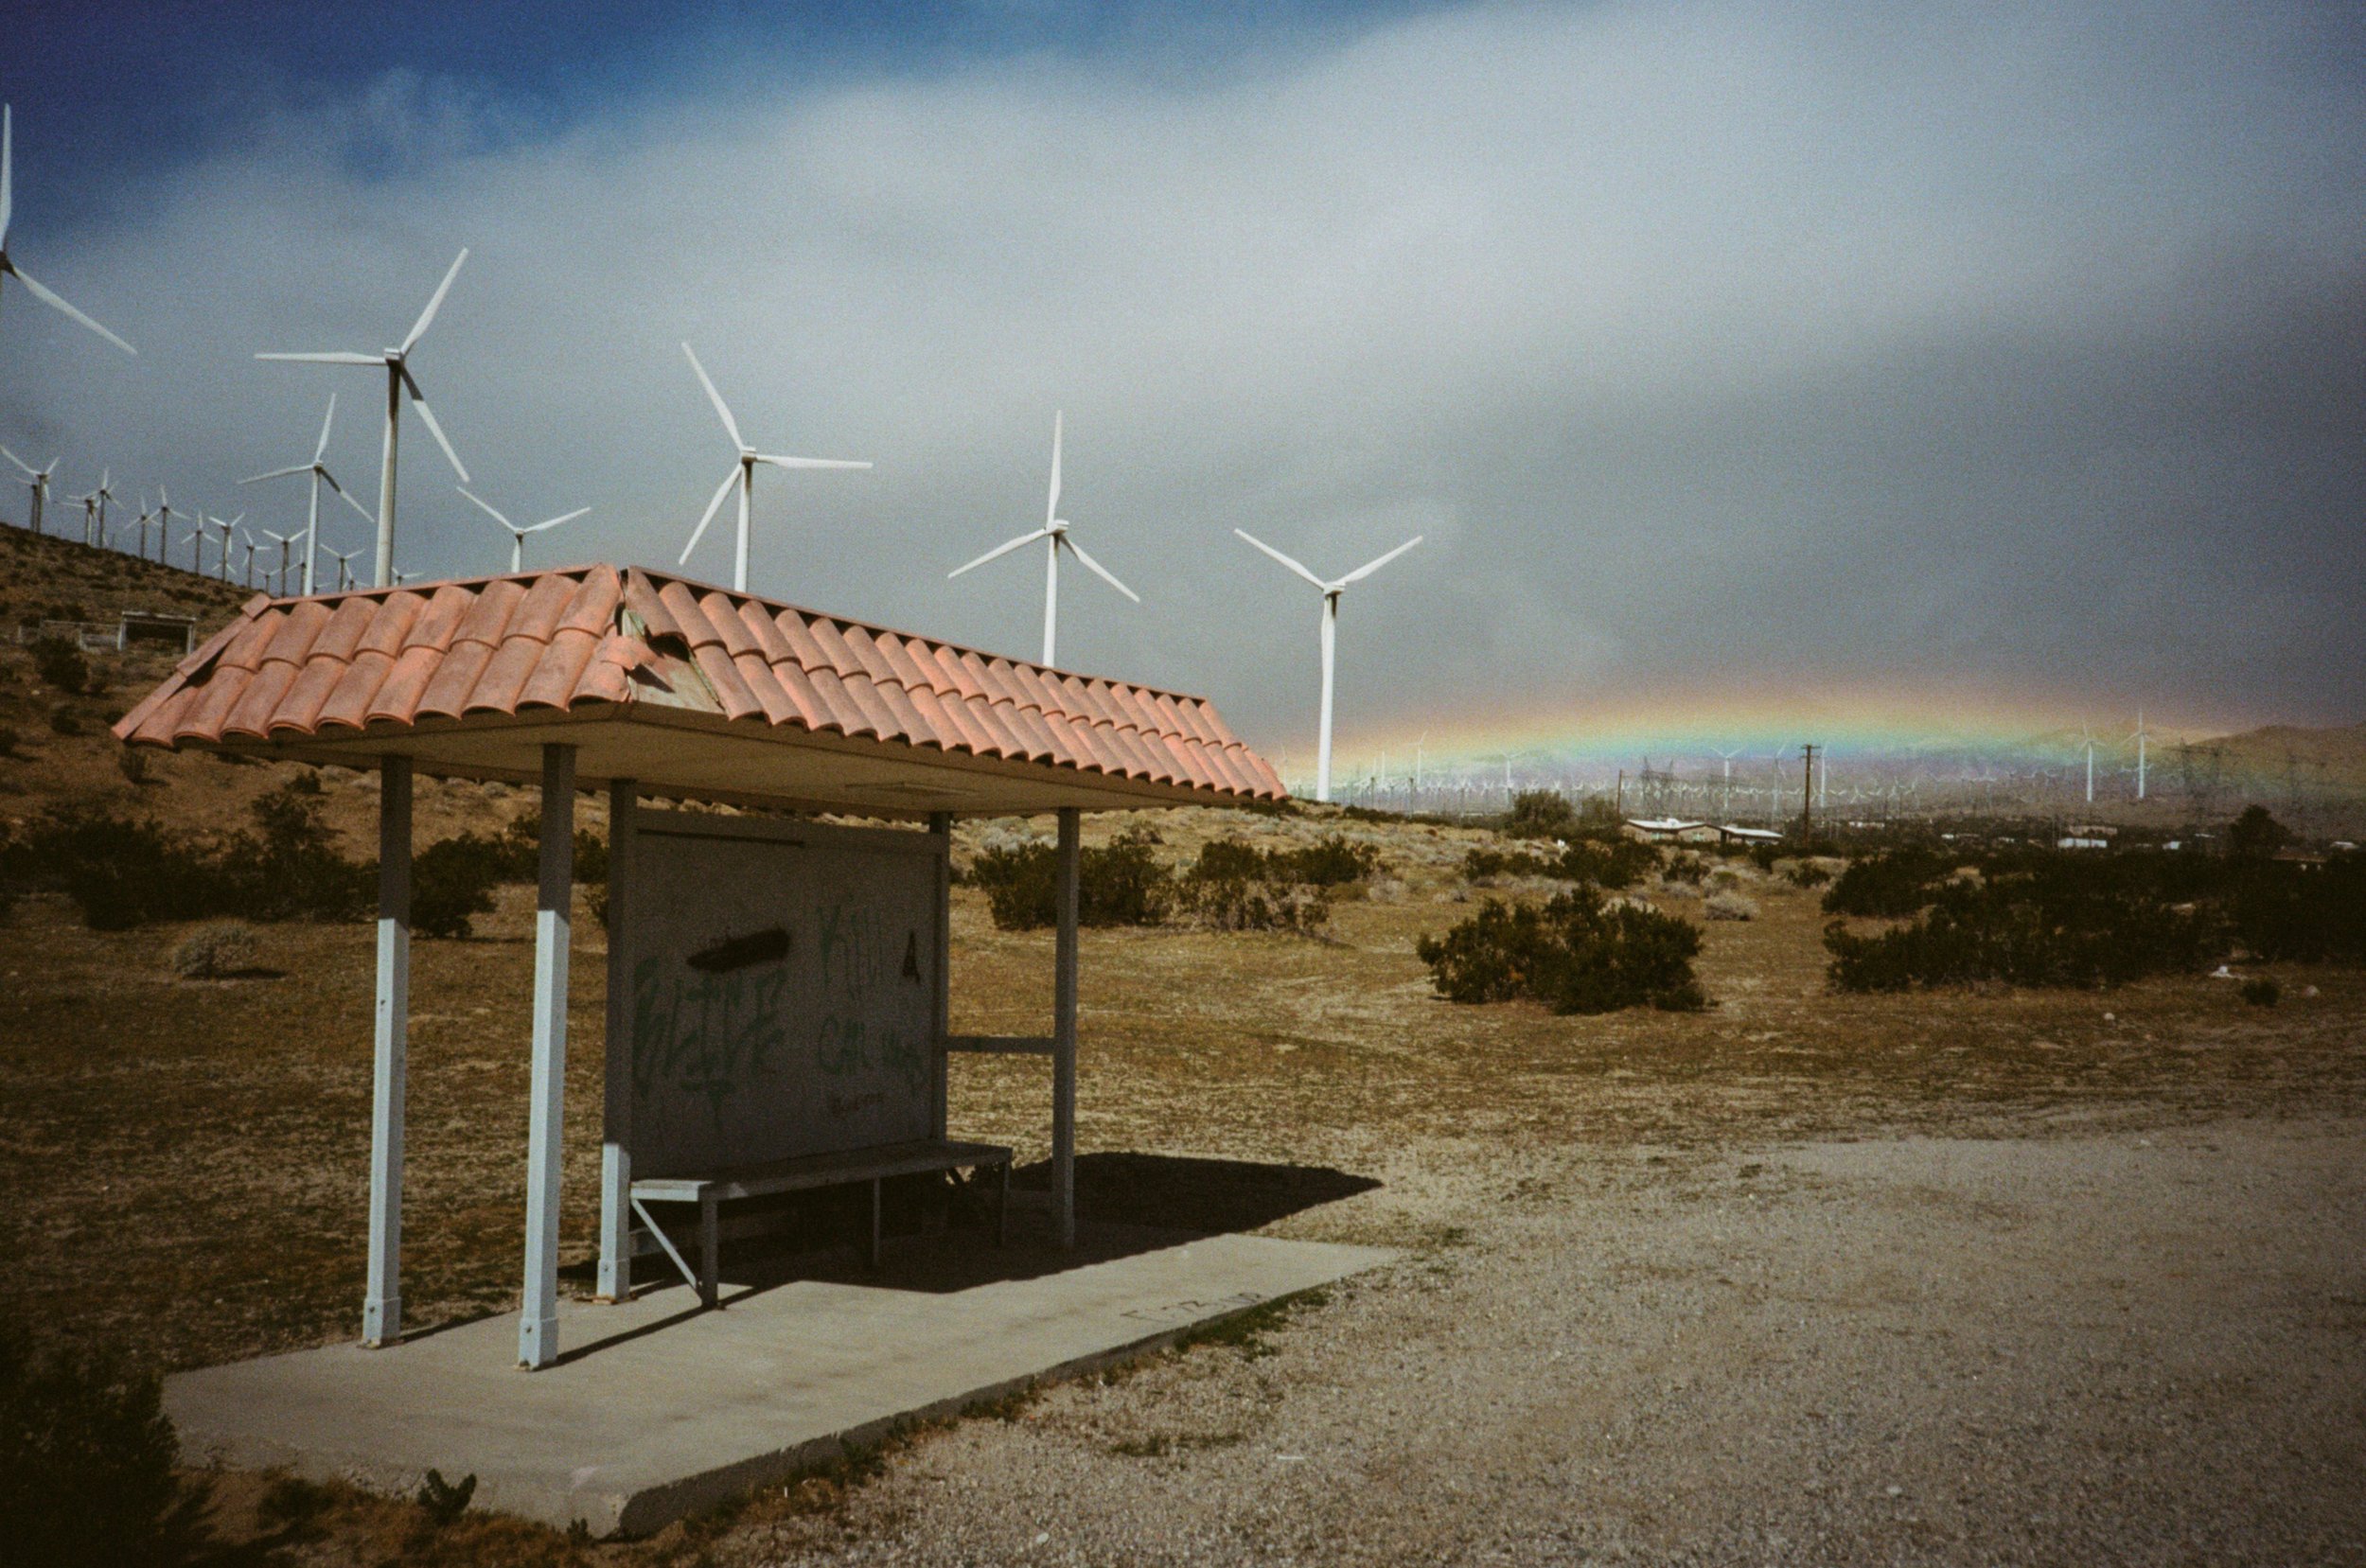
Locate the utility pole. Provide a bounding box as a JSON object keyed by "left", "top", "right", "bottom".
{"left": 1799, "top": 744, "right": 1819, "bottom": 839}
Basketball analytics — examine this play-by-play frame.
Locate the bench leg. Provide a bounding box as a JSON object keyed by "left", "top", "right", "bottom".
{"left": 699, "top": 1190, "right": 719, "bottom": 1310}
{"left": 997, "top": 1160, "right": 1010, "bottom": 1248}
{"left": 869, "top": 1178, "right": 883, "bottom": 1270}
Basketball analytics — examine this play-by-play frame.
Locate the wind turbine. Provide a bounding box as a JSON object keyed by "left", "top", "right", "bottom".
{"left": 240, "top": 393, "right": 374, "bottom": 595}
{"left": 2078, "top": 723, "right": 2096, "bottom": 804}
{"left": 460, "top": 485, "right": 590, "bottom": 573}
{"left": 91, "top": 467, "right": 115, "bottom": 545}
{"left": 237, "top": 526, "right": 261, "bottom": 590}
{"left": 129, "top": 493, "right": 156, "bottom": 557}
{"left": 1, "top": 446, "right": 57, "bottom": 532}
{"left": 70, "top": 479, "right": 98, "bottom": 545}
{"left": 260, "top": 528, "right": 301, "bottom": 595}
{"left": 1233, "top": 528, "right": 1421, "bottom": 803}
{"left": 0, "top": 106, "right": 137, "bottom": 358}
{"left": 257, "top": 248, "right": 471, "bottom": 589}
{"left": 212, "top": 512, "right": 243, "bottom": 582}
{"left": 326, "top": 545, "right": 361, "bottom": 591}
{"left": 2129, "top": 710, "right": 2149, "bottom": 801}
{"left": 150, "top": 485, "right": 178, "bottom": 562}
{"left": 948, "top": 412, "right": 1139, "bottom": 667}
{"left": 1712, "top": 746, "right": 1743, "bottom": 819}
{"left": 676, "top": 342, "right": 871, "bottom": 594}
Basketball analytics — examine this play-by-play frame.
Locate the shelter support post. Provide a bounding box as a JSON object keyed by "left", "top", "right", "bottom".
{"left": 1053, "top": 807, "right": 1080, "bottom": 1249}
{"left": 520, "top": 744, "right": 576, "bottom": 1370}
{"left": 597, "top": 780, "right": 637, "bottom": 1302}
{"left": 929, "top": 811, "right": 952, "bottom": 1141}
{"left": 362, "top": 755, "right": 412, "bottom": 1348}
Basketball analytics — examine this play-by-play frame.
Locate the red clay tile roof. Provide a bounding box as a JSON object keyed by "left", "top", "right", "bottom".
{"left": 114, "top": 564, "right": 1283, "bottom": 805}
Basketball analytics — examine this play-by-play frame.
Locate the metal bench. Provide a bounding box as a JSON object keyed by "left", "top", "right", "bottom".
{"left": 629, "top": 1138, "right": 1015, "bottom": 1308}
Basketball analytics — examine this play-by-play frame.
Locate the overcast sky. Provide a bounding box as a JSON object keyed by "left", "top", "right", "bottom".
{"left": 3, "top": 1, "right": 2360, "bottom": 768}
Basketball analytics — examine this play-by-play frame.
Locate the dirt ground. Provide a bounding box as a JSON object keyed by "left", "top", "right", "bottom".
{"left": 4, "top": 795, "right": 2364, "bottom": 1565}
{"left": 4, "top": 527, "right": 2364, "bottom": 1563}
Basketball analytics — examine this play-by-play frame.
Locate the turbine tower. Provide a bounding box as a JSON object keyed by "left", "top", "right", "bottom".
{"left": 0, "top": 105, "right": 137, "bottom": 358}
{"left": 460, "top": 486, "right": 590, "bottom": 573}
{"left": 258, "top": 248, "right": 471, "bottom": 589}
{"left": 676, "top": 342, "right": 871, "bottom": 593}
{"left": 1712, "top": 746, "right": 1742, "bottom": 819}
{"left": 3, "top": 446, "right": 57, "bottom": 533}
{"left": 240, "top": 394, "right": 374, "bottom": 595}
{"left": 1233, "top": 528, "right": 1422, "bottom": 803}
{"left": 947, "top": 412, "right": 1139, "bottom": 666}
{"left": 2129, "top": 710, "right": 2149, "bottom": 802}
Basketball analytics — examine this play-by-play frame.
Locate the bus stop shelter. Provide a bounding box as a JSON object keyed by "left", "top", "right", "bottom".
{"left": 115, "top": 562, "right": 1286, "bottom": 1371}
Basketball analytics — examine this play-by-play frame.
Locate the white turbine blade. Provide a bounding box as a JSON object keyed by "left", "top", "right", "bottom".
{"left": 397, "top": 366, "right": 469, "bottom": 481}
{"left": 9, "top": 263, "right": 135, "bottom": 355}
{"left": 256, "top": 350, "right": 380, "bottom": 364}
{"left": 399, "top": 247, "right": 468, "bottom": 353}
{"left": 1233, "top": 528, "right": 1326, "bottom": 590}
{"left": 1063, "top": 536, "right": 1139, "bottom": 603}
{"left": 0, "top": 104, "right": 11, "bottom": 246}
{"left": 322, "top": 467, "right": 376, "bottom": 522}
{"left": 456, "top": 484, "right": 512, "bottom": 529}
{"left": 0, "top": 445, "right": 34, "bottom": 480}
{"left": 1339, "top": 535, "right": 1423, "bottom": 585}
{"left": 312, "top": 392, "right": 337, "bottom": 462}
{"left": 680, "top": 342, "right": 742, "bottom": 449}
{"left": 1046, "top": 410, "right": 1063, "bottom": 529}
{"left": 678, "top": 466, "right": 739, "bottom": 565}
{"left": 239, "top": 464, "right": 311, "bottom": 484}
{"left": 948, "top": 527, "right": 1051, "bottom": 579}
{"left": 754, "top": 454, "right": 872, "bottom": 471}
{"left": 521, "top": 506, "right": 590, "bottom": 534}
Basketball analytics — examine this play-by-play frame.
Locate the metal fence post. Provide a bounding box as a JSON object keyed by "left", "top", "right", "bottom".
{"left": 520, "top": 743, "right": 575, "bottom": 1369}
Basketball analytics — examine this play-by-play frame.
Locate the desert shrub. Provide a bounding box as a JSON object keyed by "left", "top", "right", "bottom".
{"left": 1284, "top": 834, "right": 1381, "bottom": 887}
{"left": 1463, "top": 837, "right": 1655, "bottom": 890}
{"left": 47, "top": 701, "right": 82, "bottom": 736}
{"left": 169, "top": 919, "right": 259, "bottom": 978}
{"left": 1177, "top": 874, "right": 1331, "bottom": 934}
{"left": 2227, "top": 804, "right": 2292, "bottom": 860}
{"left": 2240, "top": 977, "right": 2280, "bottom": 1007}
{"left": 1662, "top": 853, "right": 1708, "bottom": 886}
{"left": 0, "top": 1320, "right": 203, "bottom": 1568}
{"left": 1501, "top": 789, "right": 1579, "bottom": 839}
{"left": 972, "top": 828, "right": 1174, "bottom": 930}
{"left": 28, "top": 634, "right": 87, "bottom": 694}
{"left": 240, "top": 778, "right": 371, "bottom": 921}
{"left": 1784, "top": 861, "right": 1834, "bottom": 889}
{"left": 481, "top": 813, "right": 609, "bottom": 885}
{"left": 6, "top": 802, "right": 230, "bottom": 929}
{"left": 1704, "top": 891, "right": 1757, "bottom": 921}
{"left": 1822, "top": 847, "right": 1954, "bottom": 918}
{"left": 411, "top": 832, "right": 505, "bottom": 939}
{"left": 1416, "top": 888, "right": 1705, "bottom": 1013}
{"left": 114, "top": 745, "right": 148, "bottom": 784}
{"left": 2226, "top": 854, "right": 2366, "bottom": 962}
{"left": 0, "top": 724, "right": 19, "bottom": 757}
{"left": 1825, "top": 874, "right": 2221, "bottom": 992}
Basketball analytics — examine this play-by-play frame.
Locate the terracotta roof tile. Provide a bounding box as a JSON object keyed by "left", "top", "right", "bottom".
{"left": 113, "top": 565, "right": 1282, "bottom": 808}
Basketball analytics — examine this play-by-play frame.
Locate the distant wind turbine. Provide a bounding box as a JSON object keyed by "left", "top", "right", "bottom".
{"left": 3, "top": 446, "right": 57, "bottom": 533}
{"left": 676, "top": 341, "right": 871, "bottom": 593}
{"left": 1713, "top": 746, "right": 1743, "bottom": 818}
{"left": 149, "top": 485, "right": 178, "bottom": 562}
{"left": 1233, "top": 528, "right": 1422, "bottom": 803}
{"left": 70, "top": 479, "right": 99, "bottom": 545}
{"left": 260, "top": 528, "right": 300, "bottom": 595}
{"left": 948, "top": 412, "right": 1139, "bottom": 667}
{"left": 326, "top": 545, "right": 361, "bottom": 591}
{"left": 460, "top": 485, "right": 590, "bottom": 573}
{"left": 2079, "top": 723, "right": 2096, "bottom": 804}
{"left": 2129, "top": 711, "right": 2149, "bottom": 801}
{"left": 257, "top": 248, "right": 471, "bottom": 589}
{"left": 240, "top": 393, "right": 374, "bottom": 595}
{"left": 0, "top": 105, "right": 137, "bottom": 358}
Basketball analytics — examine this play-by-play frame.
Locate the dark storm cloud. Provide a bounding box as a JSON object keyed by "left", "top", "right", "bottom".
{"left": 3, "top": 0, "right": 2360, "bottom": 756}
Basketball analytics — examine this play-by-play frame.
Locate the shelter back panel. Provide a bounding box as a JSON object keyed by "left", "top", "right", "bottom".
{"left": 627, "top": 814, "right": 942, "bottom": 1176}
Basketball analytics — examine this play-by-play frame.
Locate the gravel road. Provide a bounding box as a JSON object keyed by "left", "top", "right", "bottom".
{"left": 735, "top": 1117, "right": 2366, "bottom": 1567}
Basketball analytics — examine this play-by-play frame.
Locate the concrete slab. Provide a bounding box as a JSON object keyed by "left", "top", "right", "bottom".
{"left": 166, "top": 1224, "right": 1394, "bottom": 1535}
